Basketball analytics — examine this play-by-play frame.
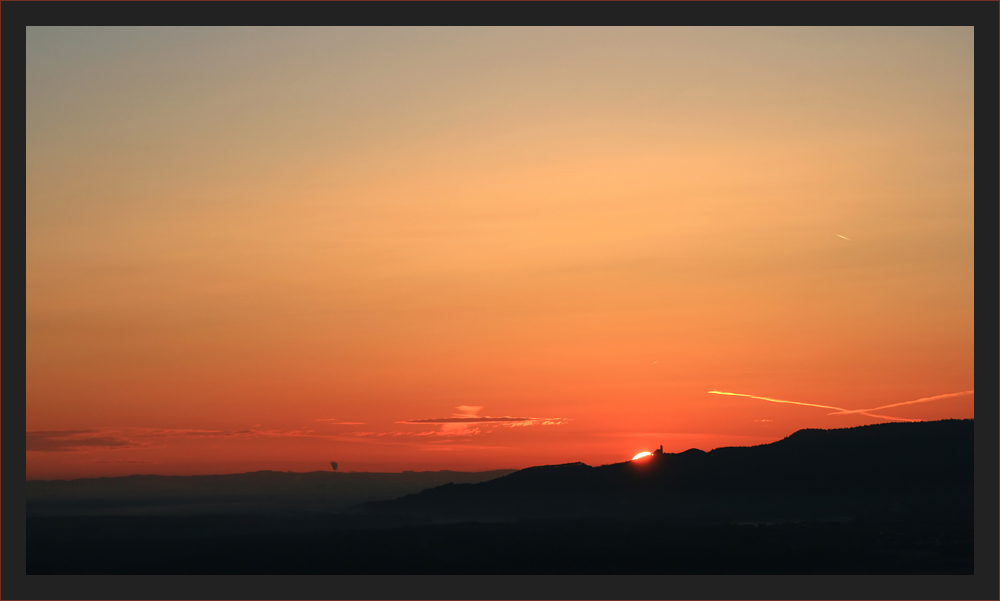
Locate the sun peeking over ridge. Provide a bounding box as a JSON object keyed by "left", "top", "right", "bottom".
{"left": 20, "top": 25, "right": 975, "bottom": 579}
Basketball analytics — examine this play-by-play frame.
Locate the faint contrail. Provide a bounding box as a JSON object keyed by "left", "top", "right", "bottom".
{"left": 849, "top": 412, "right": 920, "bottom": 422}
{"left": 837, "top": 234, "right": 852, "bottom": 241}
{"left": 706, "top": 389, "right": 970, "bottom": 422}
{"left": 707, "top": 390, "right": 908, "bottom": 420}
{"left": 829, "top": 390, "right": 974, "bottom": 415}
{"left": 707, "top": 391, "right": 846, "bottom": 412}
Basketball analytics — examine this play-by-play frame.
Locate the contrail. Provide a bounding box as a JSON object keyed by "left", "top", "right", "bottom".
{"left": 707, "top": 391, "right": 907, "bottom": 420}
{"left": 707, "top": 391, "right": 846, "bottom": 412}
{"left": 829, "top": 390, "right": 974, "bottom": 415}
{"left": 837, "top": 234, "right": 852, "bottom": 241}
{"left": 707, "top": 389, "right": 972, "bottom": 422}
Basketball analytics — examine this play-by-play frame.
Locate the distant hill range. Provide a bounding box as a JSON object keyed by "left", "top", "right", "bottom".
{"left": 26, "top": 420, "right": 975, "bottom": 575}
{"left": 28, "top": 420, "right": 973, "bottom": 523}
{"left": 27, "top": 469, "right": 516, "bottom": 516}
{"left": 359, "top": 419, "right": 974, "bottom": 524}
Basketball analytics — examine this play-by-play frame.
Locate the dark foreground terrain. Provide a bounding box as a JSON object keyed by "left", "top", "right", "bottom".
{"left": 27, "top": 510, "right": 972, "bottom": 574}
{"left": 27, "top": 420, "right": 973, "bottom": 574}
{"left": 361, "top": 420, "right": 974, "bottom": 523}
{"left": 27, "top": 469, "right": 516, "bottom": 516}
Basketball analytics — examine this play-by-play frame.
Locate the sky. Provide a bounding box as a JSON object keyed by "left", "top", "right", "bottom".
{"left": 26, "top": 27, "right": 974, "bottom": 479}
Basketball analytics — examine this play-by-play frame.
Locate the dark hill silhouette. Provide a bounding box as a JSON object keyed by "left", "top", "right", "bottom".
{"left": 359, "top": 419, "right": 973, "bottom": 523}
{"left": 26, "top": 420, "right": 974, "bottom": 574}
{"left": 27, "top": 469, "right": 516, "bottom": 516}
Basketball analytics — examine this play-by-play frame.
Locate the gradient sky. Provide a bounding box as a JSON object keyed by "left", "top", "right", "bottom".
{"left": 26, "top": 27, "right": 974, "bottom": 479}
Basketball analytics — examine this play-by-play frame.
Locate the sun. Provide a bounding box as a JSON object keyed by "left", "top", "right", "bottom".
{"left": 631, "top": 451, "right": 652, "bottom": 460}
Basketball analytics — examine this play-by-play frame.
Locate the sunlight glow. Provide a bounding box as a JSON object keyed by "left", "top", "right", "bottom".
{"left": 631, "top": 451, "right": 652, "bottom": 460}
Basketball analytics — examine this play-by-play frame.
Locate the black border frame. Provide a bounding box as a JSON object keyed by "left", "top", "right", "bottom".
{"left": 5, "top": 3, "right": 998, "bottom": 600}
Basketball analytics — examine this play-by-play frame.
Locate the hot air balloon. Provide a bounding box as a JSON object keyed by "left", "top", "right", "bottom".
{"left": 330, "top": 461, "right": 338, "bottom": 471}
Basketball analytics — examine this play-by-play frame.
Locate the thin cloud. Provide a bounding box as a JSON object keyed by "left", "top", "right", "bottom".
{"left": 347, "top": 431, "right": 441, "bottom": 437}
{"left": 27, "top": 426, "right": 380, "bottom": 453}
{"left": 595, "top": 432, "right": 701, "bottom": 438}
{"left": 28, "top": 407, "right": 573, "bottom": 453}
{"left": 27, "top": 430, "right": 141, "bottom": 452}
{"left": 399, "top": 416, "right": 571, "bottom": 428}
{"left": 141, "top": 429, "right": 255, "bottom": 438}
{"left": 398, "top": 406, "right": 571, "bottom": 436}
{"left": 401, "top": 416, "right": 540, "bottom": 424}
{"left": 343, "top": 429, "right": 487, "bottom": 439}
{"left": 708, "top": 389, "right": 973, "bottom": 422}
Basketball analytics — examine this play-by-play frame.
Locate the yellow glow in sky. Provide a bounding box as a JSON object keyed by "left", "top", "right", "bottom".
{"left": 26, "top": 27, "right": 974, "bottom": 478}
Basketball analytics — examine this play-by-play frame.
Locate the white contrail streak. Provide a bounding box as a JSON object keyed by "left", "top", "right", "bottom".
{"left": 706, "top": 391, "right": 909, "bottom": 421}
{"left": 707, "top": 391, "right": 845, "bottom": 412}
{"left": 829, "top": 390, "right": 974, "bottom": 415}
{"left": 707, "top": 389, "right": 972, "bottom": 422}
{"left": 837, "top": 234, "right": 852, "bottom": 241}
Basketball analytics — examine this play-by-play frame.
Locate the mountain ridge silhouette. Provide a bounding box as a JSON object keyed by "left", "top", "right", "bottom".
{"left": 359, "top": 419, "right": 973, "bottom": 523}
{"left": 26, "top": 420, "right": 975, "bottom": 574}
{"left": 27, "top": 469, "right": 517, "bottom": 516}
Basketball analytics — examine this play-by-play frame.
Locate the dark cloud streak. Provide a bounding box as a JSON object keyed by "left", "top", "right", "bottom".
{"left": 401, "top": 416, "right": 536, "bottom": 424}
{"left": 27, "top": 430, "right": 138, "bottom": 452}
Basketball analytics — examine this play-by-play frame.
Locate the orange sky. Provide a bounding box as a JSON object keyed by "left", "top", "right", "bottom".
{"left": 26, "top": 27, "right": 974, "bottom": 479}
